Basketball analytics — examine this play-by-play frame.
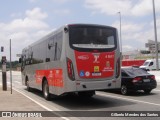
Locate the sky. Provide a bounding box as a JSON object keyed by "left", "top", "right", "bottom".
{"left": 0, "top": 0, "right": 160, "bottom": 60}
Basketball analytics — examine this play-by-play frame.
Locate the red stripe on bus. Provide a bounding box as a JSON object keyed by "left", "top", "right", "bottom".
{"left": 36, "top": 69, "right": 64, "bottom": 87}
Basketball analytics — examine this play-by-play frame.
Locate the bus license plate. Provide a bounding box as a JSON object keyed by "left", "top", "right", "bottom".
{"left": 92, "top": 72, "right": 101, "bottom": 76}
{"left": 143, "top": 79, "right": 150, "bottom": 82}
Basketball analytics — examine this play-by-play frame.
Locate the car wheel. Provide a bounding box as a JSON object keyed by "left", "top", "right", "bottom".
{"left": 43, "top": 80, "right": 50, "bottom": 100}
{"left": 121, "top": 85, "right": 128, "bottom": 95}
{"left": 144, "top": 89, "right": 152, "bottom": 94}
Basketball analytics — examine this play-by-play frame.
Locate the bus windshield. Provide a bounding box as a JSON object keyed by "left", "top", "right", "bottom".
{"left": 69, "top": 25, "right": 117, "bottom": 51}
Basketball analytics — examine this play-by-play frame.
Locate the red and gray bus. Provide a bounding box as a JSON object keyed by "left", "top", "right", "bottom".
{"left": 20, "top": 24, "right": 121, "bottom": 100}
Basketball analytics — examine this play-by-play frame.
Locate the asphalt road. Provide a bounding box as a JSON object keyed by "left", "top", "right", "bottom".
{"left": 1, "top": 71, "right": 160, "bottom": 120}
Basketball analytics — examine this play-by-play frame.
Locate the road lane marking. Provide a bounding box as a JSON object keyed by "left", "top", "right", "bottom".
{"left": 153, "top": 89, "right": 160, "bottom": 92}
{"left": 14, "top": 81, "right": 21, "bottom": 84}
{"left": 13, "top": 88, "right": 53, "bottom": 111}
{"left": 3, "top": 82, "right": 79, "bottom": 120}
{"left": 13, "top": 88, "right": 70, "bottom": 120}
{"left": 97, "top": 92, "right": 160, "bottom": 107}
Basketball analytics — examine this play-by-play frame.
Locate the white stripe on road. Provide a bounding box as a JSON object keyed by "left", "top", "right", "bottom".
{"left": 97, "top": 92, "right": 160, "bottom": 107}
{"left": 13, "top": 88, "right": 53, "bottom": 111}
{"left": 153, "top": 89, "right": 160, "bottom": 92}
{"left": 13, "top": 88, "right": 70, "bottom": 120}
{"left": 7, "top": 82, "right": 10, "bottom": 85}
{"left": 14, "top": 81, "right": 21, "bottom": 84}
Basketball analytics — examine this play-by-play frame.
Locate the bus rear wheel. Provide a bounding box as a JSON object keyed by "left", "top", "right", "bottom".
{"left": 43, "top": 80, "right": 50, "bottom": 100}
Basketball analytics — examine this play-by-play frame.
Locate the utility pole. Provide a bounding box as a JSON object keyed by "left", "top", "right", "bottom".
{"left": 152, "top": 0, "right": 159, "bottom": 70}
{"left": 118, "top": 12, "right": 122, "bottom": 53}
{"left": 1, "top": 56, "right": 7, "bottom": 91}
{"left": 118, "top": 12, "right": 123, "bottom": 61}
{"left": 10, "top": 39, "right": 12, "bottom": 94}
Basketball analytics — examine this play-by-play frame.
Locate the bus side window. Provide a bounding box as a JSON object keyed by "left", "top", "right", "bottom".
{"left": 54, "top": 42, "right": 57, "bottom": 61}
{"left": 23, "top": 57, "right": 26, "bottom": 66}
{"left": 25, "top": 49, "right": 29, "bottom": 65}
{"left": 47, "top": 32, "right": 62, "bottom": 61}
{"left": 48, "top": 39, "right": 54, "bottom": 50}
{"left": 55, "top": 32, "right": 62, "bottom": 60}
{"left": 21, "top": 55, "right": 26, "bottom": 71}
{"left": 47, "top": 37, "right": 55, "bottom": 61}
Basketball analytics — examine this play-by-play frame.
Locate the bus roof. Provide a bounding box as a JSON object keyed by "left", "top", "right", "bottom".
{"left": 22, "top": 23, "right": 117, "bottom": 51}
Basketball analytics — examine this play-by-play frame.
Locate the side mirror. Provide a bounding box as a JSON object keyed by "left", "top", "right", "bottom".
{"left": 19, "top": 58, "right": 22, "bottom": 63}
{"left": 48, "top": 44, "right": 51, "bottom": 50}
{"left": 64, "top": 27, "right": 68, "bottom": 33}
{"left": 46, "top": 58, "right": 50, "bottom": 62}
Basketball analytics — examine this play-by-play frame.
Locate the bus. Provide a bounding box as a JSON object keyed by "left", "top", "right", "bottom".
{"left": 19, "top": 24, "right": 121, "bottom": 100}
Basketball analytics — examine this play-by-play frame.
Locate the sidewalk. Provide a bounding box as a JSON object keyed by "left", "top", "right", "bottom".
{"left": 0, "top": 87, "right": 71, "bottom": 119}
{"left": 0, "top": 86, "right": 46, "bottom": 111}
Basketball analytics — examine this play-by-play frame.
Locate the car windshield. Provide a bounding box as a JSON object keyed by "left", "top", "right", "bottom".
{"left": 123, "top": 67, "right": 149, "bottom": 76}
{"left": 143, "top": 61, "right": 150, "bottom": 66}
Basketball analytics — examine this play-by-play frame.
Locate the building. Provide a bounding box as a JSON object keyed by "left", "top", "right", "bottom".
{"left": 145, "top": 40, "right": 160, "bottom": 53}
{"left": 122, "top": 50, "right": 140, "bottom": 60}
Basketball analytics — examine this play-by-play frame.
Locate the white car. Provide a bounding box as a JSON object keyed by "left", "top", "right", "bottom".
{"left": 140, "top": 59, "right": 160, "bottom": 71}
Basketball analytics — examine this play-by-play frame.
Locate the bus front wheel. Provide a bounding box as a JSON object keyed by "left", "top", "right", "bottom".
{"left": 43, "top": 80, "right": 50, "bottom": 100}
{"left": 26, "top": 78, "right": 31, "bottom": 92}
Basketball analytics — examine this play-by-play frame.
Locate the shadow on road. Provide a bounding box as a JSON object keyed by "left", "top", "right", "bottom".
{"left": 104, "top": 89, "right": 157, "bottom": 97}
{"left": 52, "top": 93, "right": 137, "bottom": 110}
{"left": 25, "top": 88, "right": 137, "bottom": 110}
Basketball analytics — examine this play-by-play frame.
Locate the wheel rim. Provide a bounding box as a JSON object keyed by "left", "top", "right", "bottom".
{"left": 121, "top": 85, "right": 127, "bottom": 95}
{"left": 27, "top": 81, "right": 29, "bottom": 90}
{"left": 44, "top": 82, "right": 48, "bottom": 97}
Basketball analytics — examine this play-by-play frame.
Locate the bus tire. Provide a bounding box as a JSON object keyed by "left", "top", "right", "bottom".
{"left": 26, "top": 78, "right": 31, "bottom": 92}
{"left": 42, "top": 80, "right": 51, "bottom": 100}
